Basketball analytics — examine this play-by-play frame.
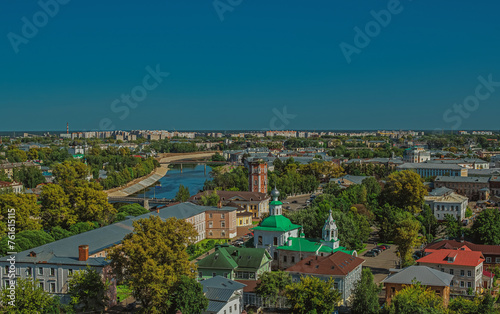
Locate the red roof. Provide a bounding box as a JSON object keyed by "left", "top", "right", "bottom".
{"left": 425, "top": 239, "right": 500, "bottom": 256}
{"left": 417, "top": 249, "right": 485, "bottom": 267}
{"left": 285, "top": 251, "right": 364, "bottom": 276}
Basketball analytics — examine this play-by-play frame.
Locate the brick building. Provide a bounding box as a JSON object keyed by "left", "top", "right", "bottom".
{"left": 248, "top": 161, "right": 268, "bottom": 194}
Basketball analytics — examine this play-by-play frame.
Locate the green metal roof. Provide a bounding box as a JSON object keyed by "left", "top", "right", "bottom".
{"left": 197, "top": 245, "right": 272, "bottom": 271}
{"left": 252, "top": 215, "right": 301, "bottom": 232}
{"left": 270, "top": 200, "right": 283, "bottom": 206}
{"left": 277, "top": 237, "right": 354, "bottom": 255}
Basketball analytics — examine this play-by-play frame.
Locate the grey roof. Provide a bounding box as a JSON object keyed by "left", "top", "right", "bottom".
{"left": 205, "top": 300, "right": 227, "bottom": 313}
{"left": 0, "top": 202, "right": 233, "bottom": 266}
{"left": 435, "top": 176, "right": 490, "bottom": 183}
{"left": 426, "top": 158, "right": 488, "bottom": 164}
{"left": 429, "top": 187, "right": 454, "bottom": 196}
{"left": 200, "top": 276, "right": 246, "bottom": 291}
{"left": 330, "top": 175, "right": 371, "bottom": 186}
{"left": 468, "top": 169, "right": 500, "bottom": 177}
{"left": 397, "top": 163, "right": 463, "bottom": 170}
{"left": 201, "top": 276, "right": 246, "bottom": 311}
{"left": 382, "top": 266, "right": 453, "bottom": 286}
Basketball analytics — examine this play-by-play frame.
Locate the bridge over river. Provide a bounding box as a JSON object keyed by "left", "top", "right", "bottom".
{"left": 108, "top": 196, "right": 176, "bottom": 210}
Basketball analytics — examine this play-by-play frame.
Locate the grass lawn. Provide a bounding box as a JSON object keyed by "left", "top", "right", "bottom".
{"left": 117, "top": 285, "right": 133, "bottom": 302}
{"left": 358, "top": 244, "right": 368, "bottom": 254}
{"left": 377, "top": 242, "right": 394, "bottom": 246}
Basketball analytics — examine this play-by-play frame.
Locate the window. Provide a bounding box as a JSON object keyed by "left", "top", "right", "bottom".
{"left": 460, "top": 281, "right": 465, "bottom": 288}
{"left": 235, "top": 304, "right": 237, "bottom": 311}
{"left": 4, "top": 280, "right": 8, "bottom": 289}
{"left": 39, "top": 282, "right": 44, "bottom": 290}
{"left": 496, "top": 257, "right": 500, "bottom": 263}
{"left": 460, "top": 270, "right": 465, "bottom": 276}
{"left": 468, "top": 270, "right": 472, "bottom": 277}
{"left": 208, "top": 221, "right": 213, "bottom": 228}
{"left": 230, "top": 305, "right": 232, "bottom": 313}
{"left": 223, "top": 273, "right": 228, "bottom": 278}
{"left": 50, "top": 282, "right": 56, "bottom": 293}
{"left": 38, "top": 267, "right": 43, "bottom": 276}
{"left": 209, "top": 213, "right": 213, "bottom": 218}
{"left": 68, "top": 269, "right": 73, "bottom": 276}
{"left": 26, "top": 267, "right": 32, "bottom": 276}
{"left": 274, "top": 237, "right": 278, "bottom": 245}
{"left": 274, "top": 252, "right": 278, "bottom": 260}
{"left": 467, "top": 281, "right": 472, "bottom": 288}
{"left": 486, "top": 257, "right": 492, "bottom": 263}
{"left": 258, "top": 236, "right": 263, "bottom": 245}
{"left": 292, "top": 256, "right": 295, "bottom": 263}
{"left": 283, "top": 256, "right": 287, "bottom": 263}
{"left": 221, "top": 221, "right": 225, "bottom": 228}
{"left": 212, "top": 273, "right": 216, "bottom": 277}
{"left": 450, "top": 269, "right": 454, "bottom": 275}
{"left": 4, "top": 266, "right": 8, "bottom": 274}
{"left": 50, "top": 268, "right": 56, "bottom": 276}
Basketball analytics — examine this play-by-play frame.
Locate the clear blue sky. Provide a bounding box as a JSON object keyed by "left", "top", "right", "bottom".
{"left": 2, "top": 0, "right": 500, "bottom": 131}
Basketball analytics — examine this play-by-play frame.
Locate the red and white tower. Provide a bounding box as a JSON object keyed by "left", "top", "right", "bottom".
{"left": 248, "top": 161, "right": 268, "bottom": 194}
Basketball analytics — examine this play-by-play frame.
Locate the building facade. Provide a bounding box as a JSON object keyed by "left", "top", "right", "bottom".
{"left": 425, "top": 187, "right": 469, "bottom": 221}
{"left": 248, "top": 161, "right": 268, "bottom": 194}
{"left": 191, "top": 190, "right": 270, "bottom": 219}
{"left": 417, "top": 248, "right": 485, "bottom": 295}
{"left": 205, "top": 207, "right": 237, "bottom": 239}
{"left": 285, "top": 251, "right": 364, "bottom": 305}
{"left": 434, "top": 176, "right": 490, "bottom": 201}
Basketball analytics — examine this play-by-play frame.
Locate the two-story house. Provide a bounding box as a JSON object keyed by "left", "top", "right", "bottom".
{"left": 424, "top": 187, "right": 469, "bottom": 221}
{"left": 285, "top": 251, "right": 364, "bottom": 305}
{"left": 416, "top": 248, "right": 485, "bottom": 295}
{"left": 200, "top": 276, "right": 245, "bottom": 314}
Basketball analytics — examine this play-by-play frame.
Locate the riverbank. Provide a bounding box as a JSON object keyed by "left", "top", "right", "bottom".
{"left": 105, "top": 151, "right": 219, "bottom": 197}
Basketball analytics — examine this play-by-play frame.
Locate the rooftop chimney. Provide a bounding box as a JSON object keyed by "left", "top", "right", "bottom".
{"left": 78, "top": 245, "right": 89, "bottom": 261}
{"left": 156, "top": 208, "right": 160, "bottom": 214}
{"left": 29, "top": 251, "right": 36, "bottom": 257}
{"left": 217, "top": 200, "right": 222, "bottom": 209}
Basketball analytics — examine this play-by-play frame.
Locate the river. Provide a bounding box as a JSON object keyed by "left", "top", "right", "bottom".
{"left": 134, "top": 164, "right": 212, "bottom": 199}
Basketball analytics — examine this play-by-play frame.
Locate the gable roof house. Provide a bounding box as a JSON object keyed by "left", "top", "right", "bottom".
{"left": 200, "top": 276, "right": 246, "bottom": 314}
{"left": 197, "top": 245, "right": 272, "bottom": 281}
{"left": 382, "top": 266, "right": 454, "bottom": 306}
{"left": 285, "top": 251, "right": 365, "bottom": 305}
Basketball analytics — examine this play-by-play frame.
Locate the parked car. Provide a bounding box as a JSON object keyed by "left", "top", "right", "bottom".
{"left": 365, "top": 251, "right": 377, "bottom": 257}
{"left": 292, "top": 200, "right": 298, "bottom": 204}
{"left": 377, "top": 245, "right": 387, "bottom": 251}
{"left": 372, "top": 248, "right": 382, "bottom": 254}
{"left": 285, "top": 206, "right": 291, "bottom": 209}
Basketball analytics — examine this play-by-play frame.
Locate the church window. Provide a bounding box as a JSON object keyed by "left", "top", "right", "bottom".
{"left": 258, "top": 236, "right": 263, "bottom": 245}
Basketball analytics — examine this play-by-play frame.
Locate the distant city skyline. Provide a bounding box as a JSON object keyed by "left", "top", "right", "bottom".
{"left": 2, "top": 1, "right": 500, "bottom": 131}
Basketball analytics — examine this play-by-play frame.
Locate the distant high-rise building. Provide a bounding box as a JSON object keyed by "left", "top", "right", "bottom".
{"left": 248, "top": 161, "right": 268, "bottom": 194}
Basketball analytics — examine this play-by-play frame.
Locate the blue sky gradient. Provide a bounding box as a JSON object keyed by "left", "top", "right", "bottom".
{"left": 1, "top": 0, "right": 500, "bottom": 131}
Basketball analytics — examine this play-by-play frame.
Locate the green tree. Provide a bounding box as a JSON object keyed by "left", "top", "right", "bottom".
{"left": 255, "top": 271, "right": 292, "bottom": 305}
{"left": 0, "top": 230, "right": 54, "bottom": 256}
{"left": 50, "top": 226, "right": 73, "bottom": 240}
{"left": 417, "top": 205, "right": 438, "bottom": 243}
{"left": 168, "top": 276, "right": 208, "bottom": 313}
{"left": 394, "top": 212, "right": 421, "bottom": 267}
{"left": 465, "top": 208, "right": 473, "bottom": 218}
{"left": 351, "top": 268, "right": 381, "bottom": 314}
{"left": 443, "top": 214, "right": 463, "bottom": 239}
{"left": 114, "top": 203, "right": 149, "bottom": 222}
{"left": 6, "top": 148, "right": 27, "bottom": 162}
{"left": 0, "top": 278, "right": 58, "bottom": 313}
{"left": 199, "top": 190, "right": 220, "bottom": 206}
{"left": 0, "top": 193, "right": 42, "bottom": 235}
{"left": 285, "top": 276, "right": 341, "bottom": 314}
{"left": 53, "top": 160, "right": 89, "bottom": 192}
{"left": 69, "top": 221, "right": 99, "bottom": 235}
{"left": 12, "top": 166, "right": 45, "bottom": 188}
{"left": 381, "top": 170, "right": 427, "bottom": 214}
{"left": 175, "top": 184, "right": 191, "bottom": 202}
{"left": 108, "top": 216, "right": 197, "bottom": 313}
{"left": 68, "top": 266, "right": 110, "bottom": 313}
{"left": 72, "top": 182, "right": 117, "bottom": 224}
{"left": 471, "top": 208, "right": 500, "bottom": 244}
{"left": 386, "top": 282, "right": 444, "bottom": 314}
{"left": 39, "top": 184, "right": 76, "bottom": 229}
